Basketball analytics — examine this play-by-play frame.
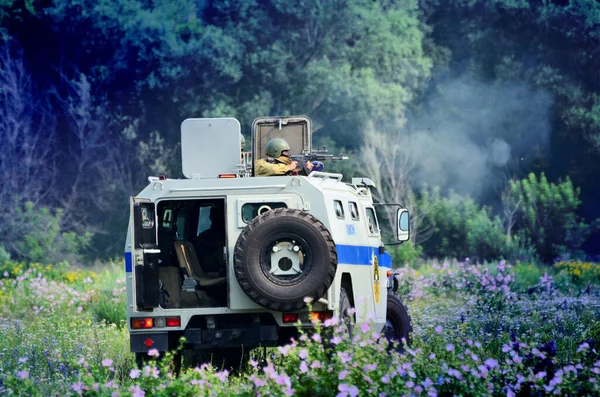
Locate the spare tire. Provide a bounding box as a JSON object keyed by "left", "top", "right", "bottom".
{"left": 234, "top": 208, "right": 337, "bottom": 311}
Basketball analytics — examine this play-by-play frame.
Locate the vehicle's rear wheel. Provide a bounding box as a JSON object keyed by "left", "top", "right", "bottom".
{"left": 234, "top": 208, "right": 337, "bottom": 311}
{"left": 383, "top": 293, "right": 412, "bottom": 353}
{"left": 339, "top": 287, "right": 354, "bottom": 339}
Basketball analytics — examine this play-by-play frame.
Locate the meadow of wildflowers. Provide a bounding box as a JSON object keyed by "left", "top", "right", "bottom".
{"left": 1, "top": 258, "right": 599, "bottom": 396}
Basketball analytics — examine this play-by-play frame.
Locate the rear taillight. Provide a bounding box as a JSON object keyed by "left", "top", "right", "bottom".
{"left": 131, "top": 316, "right": 180, "bottom": 329}
{"left": 131, "top": 318, "right": 153, "bottom": 329}
{"left": 283, "top": 313, "right": 299, "bottom": 323}
{"left": 310, "top": 311, "right": 333, "bottom": 322}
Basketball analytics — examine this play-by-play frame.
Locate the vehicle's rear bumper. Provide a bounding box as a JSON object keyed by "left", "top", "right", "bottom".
{"left": 183, "top": 325, "right": 278, "bottom": 349}
{"left": 130, "top": 325, "right": 278, "bottom": 353}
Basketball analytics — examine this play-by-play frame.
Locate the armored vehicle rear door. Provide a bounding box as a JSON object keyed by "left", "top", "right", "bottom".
{"left": 131, "top": 198, "right": 160, "bottom": 310}
{"left": 251, "top": 116, "right": 312, "bottom": 173}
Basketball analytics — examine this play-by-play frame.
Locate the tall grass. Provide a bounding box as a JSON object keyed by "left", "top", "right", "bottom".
{"left": 1, "top": 258, "right": 599, "bottom": 396}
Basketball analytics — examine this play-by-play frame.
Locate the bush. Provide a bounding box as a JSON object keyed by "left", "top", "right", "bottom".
{"left": 419, "top": 188, "right": 512, "bottom": 262}
{"left": 555, "top": 260, "right": 600, "bottom": 287}
{"left": 8, "top": 202, "right": 92, "bottom": 265}
{"left": 0, "top": 244, "right": 10, "bottom": 264}
{"left": 503, "top": 173, "right": 596, "bottom": 263}
{"left": 389, "top": 243, "right": 422, "bottom": 268}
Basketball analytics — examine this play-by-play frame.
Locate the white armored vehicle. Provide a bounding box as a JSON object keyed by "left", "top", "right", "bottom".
{"left": 125, "top": 116, "right": 412, "bottom": 369}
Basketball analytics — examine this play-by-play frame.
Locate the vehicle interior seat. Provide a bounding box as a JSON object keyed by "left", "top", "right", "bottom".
{"left": 174, "top": 241, "right": 227, "bottom": 291}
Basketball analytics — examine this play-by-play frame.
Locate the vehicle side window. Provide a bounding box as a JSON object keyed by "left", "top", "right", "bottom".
{"left": 175, "top": 214, "right": 186, "bottom": 241}
{"left": 334, "top": 200, "right": 345, "bottom": 219}
{"left": 365, "top": 207, "right": 380, "bottom": 235}
{"left": 197, "top": 206, "right": 212, "bottom": 235}
{"left": 349, "top": 202, "right": 359, "bottom": 221}
{"left": 242, "top": 202, "right": 287, "bottom": 223}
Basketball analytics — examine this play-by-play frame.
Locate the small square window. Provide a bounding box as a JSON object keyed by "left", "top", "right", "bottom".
{"left": 365, "top": 207, "right": 380, "bottom": 235}
{"left": 140, "top": 206, "right": 154, "bottom": 229}
{"left": 349, "top": 202, "right": 359, "bottom": 221}
{"left": 334, "top": 200, "right": 345, "bottom": 219}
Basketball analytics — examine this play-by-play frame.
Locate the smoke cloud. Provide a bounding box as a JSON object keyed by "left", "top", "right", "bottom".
{"left": 404, "top": 74, "right": 553, "bottom": 199}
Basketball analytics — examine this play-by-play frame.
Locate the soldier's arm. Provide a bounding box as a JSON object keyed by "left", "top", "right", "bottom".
{"left": 255, "top": 159, "right": 290, "bottom": 176}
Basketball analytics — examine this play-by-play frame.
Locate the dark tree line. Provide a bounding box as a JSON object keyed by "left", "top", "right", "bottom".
{"left": 0, "top": 0, "right": 598, "bottom": 263}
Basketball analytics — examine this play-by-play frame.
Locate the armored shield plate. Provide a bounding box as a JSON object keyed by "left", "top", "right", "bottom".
{"left": 181, "top": 118, "right": 242, "bottom": 179}
{"left": 251, "top": 116, "right": 312, "bottom": 172}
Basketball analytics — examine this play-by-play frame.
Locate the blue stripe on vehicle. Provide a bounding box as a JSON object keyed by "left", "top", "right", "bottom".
{"left": 335, "top": 244, "right": 392, "bottom": 268}
{"left": 379, "top": 251, "right": 392, "bottom": 268}
{"left": 125, "top": 252, "right": 132, "bottom": 272}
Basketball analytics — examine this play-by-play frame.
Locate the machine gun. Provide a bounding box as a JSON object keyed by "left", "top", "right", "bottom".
{"left": 290, "top": 145, "right": 348, "bottom": 175}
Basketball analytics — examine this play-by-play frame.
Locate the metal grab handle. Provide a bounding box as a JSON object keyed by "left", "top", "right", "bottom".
{"left": 142, "top": 248, "right": 161, "bottom": 254}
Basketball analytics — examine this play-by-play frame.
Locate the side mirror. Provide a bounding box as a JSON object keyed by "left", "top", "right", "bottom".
{"left": 397, "top": 208, "right": 409, "bottom": 241}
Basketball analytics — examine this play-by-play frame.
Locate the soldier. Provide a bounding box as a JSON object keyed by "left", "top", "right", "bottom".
{"left": 255, "top": 138, "right": 313, "bottom": 176}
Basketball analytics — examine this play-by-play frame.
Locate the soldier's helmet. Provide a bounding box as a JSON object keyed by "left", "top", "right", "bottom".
{"left": 265, "top": 138, "right": 291, "bottom": 158}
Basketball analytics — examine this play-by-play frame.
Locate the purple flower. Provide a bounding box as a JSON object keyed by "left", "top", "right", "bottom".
{"left": 129, "top": 385, "right": 145, "bottom": 397}
{"left": 101, "top": 358, "right": 113, "bottom": 367}
{"left": 217, "top": 370, "right": 229, "bottom": 382}
{"left": 311, "top": 333, "right": 322, "bottom": 342}
{"left": 338, "top": 383, "right": 359, "bottom": 397}
{"left": 17, "top": 370, "right": 29, "bottom": 379}
{"left": 310, "top": 361, "right": 322, "bottom": 369}
{"left": 435, "top": 326, "right": 443, "bottom": 334}
{"left": 299, "top": 349, "right": 308, "bottom": 359}
{"left": 147, "top": 348, "right": 160, "bottom": 357}
{"left": 337, "top": 351, "right": 352, "bottom": 364}
{"left": 251, "top": 375, "right": 266, "bottom": 387}
{"left": 18, "top": 357, "right": 28, "bottom": 363}
{"left": 71, "top": 382, "right": 84, "bottom": 393}
{"left": 300, "top": 361, "right": 308, "bottom": 373}
{"left": 339, "top": 370, "right": 350, "bottom": 380}
{"left": 577, "top": 342, "right": 590, "bottom": 353}
{"left": 484, "top": 358, "right": 498, "bottom": 369}
{"left": 278, "top": 345, "right": 291, "bottom": 355}
{"left": 364, "top": 363, "right": 377, "bottom": 372}
{"left": 446, "top": 344, "right": 454, "bottom": 352}
{"left": 332, "top": 336, "right": 343, "bottom": 345}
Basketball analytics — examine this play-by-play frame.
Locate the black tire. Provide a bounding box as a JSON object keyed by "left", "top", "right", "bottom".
{"left": 339, "top": 287, "right": 354, "bottom": 338}
{"left": 383, "top": 293, "right": 412, "bottom": 353}
{"left": 234, "top": 208, "right": 337, "bottom": 311}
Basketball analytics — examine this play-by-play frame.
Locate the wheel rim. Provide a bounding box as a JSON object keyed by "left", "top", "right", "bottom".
{"left": 259, "top": 233, "right": 313, "bottom": 285}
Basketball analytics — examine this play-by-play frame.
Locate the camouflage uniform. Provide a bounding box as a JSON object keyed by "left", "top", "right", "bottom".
{"left": 255, "top": 156, "right": 295, "bottom": 176}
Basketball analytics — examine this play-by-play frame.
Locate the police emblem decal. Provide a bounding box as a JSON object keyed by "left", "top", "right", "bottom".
{"left": 373, "top": 255, "right": 380, "bottom": 304}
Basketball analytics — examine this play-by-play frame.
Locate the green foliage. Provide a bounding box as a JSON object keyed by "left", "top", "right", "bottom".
{"left": 511, "top": 262, "right": 544, "bottom": 293}
{"left": 0, "top": 244, "right": 9, "bottom": 263}
{"left": 389, "top": 243, "right": 423, "bottom": 268}
{"left": 419, "top": 188, "right": 510, "bottom": 262}
{"left": 504, "top": 173, "right": 594, "bottom": 263}
{"left": 10, "top": 202, "right": 92, "bottom": 265}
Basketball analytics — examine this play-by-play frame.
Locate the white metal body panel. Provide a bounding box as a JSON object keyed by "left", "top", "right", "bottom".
{"left": 125, "top": 174, "right": 390, "bottom": 333}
